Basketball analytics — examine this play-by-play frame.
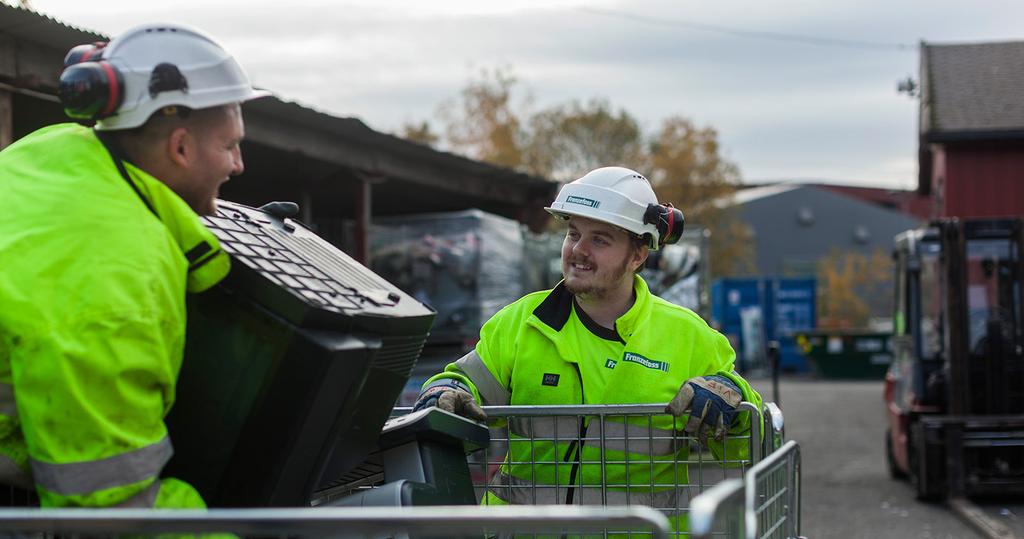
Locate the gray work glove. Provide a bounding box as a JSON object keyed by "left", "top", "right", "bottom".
{"left": 665, "top": 375, "right": 742, "bottom": 443}
{"left": 412, "top": 379, "right": 487, "bottom": 422}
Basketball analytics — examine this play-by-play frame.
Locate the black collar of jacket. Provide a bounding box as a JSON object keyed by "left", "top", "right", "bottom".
{"left": 533, "top": 282, "right": 574, "bottom": 331}
{"left": 532, "top": 281, "right": 627, "bottom": 343}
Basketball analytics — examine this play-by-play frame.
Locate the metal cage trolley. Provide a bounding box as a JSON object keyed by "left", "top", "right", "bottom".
{"left": 690, "top": 439, "right": 802, "bottom": 539}
{"left": 0, "top": 505, "right": 673, "bottom": 538}
{"left": 374, "top": 401, "right": 786, "bottom": 537}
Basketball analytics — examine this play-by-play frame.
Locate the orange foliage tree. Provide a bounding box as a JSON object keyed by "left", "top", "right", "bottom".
{"left": 403, "top": 68, "right": 753, "bottom": 276}
{"left": 816, "top": 247, "right": 893, "bottom": 329}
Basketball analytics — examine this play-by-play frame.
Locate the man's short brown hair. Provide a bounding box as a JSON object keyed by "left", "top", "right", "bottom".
{"left": 630, "top": 234, "right": 649, "bottom": 274}
{"left": 113, "top": 104, "right": 237, "bottom": 159}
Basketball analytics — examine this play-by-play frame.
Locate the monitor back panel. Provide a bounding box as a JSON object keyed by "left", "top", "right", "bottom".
{"left": 165, "top": 200, "right": 435, "bottom": 507}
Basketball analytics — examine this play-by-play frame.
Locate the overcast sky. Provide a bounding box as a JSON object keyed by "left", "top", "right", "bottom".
{"left": 24, "top": 0, "right": 1024, "bottom": 189}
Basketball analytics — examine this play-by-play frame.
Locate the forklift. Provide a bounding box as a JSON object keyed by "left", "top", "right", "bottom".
{"left": 885, "top": 218, "right": 1024, "bottom": 500}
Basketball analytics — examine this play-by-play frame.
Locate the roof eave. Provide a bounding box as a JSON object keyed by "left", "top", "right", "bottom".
{"left": 924, "top": 129, "right": 1024, "bottom": 143}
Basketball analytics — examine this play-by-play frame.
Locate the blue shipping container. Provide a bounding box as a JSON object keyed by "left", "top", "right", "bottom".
{"left": 764, "top": 278, "right": 816, "bottom": 372}
{"left": 710, "top": 278, "right": 764, "bottom": 373}
{"left": 710, "top": 277, "right": 816, "bottom": 373}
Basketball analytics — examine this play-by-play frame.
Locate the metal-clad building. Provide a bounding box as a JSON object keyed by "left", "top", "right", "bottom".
{"left": 816, "top": 184, "right": 931, "bottom": 222}
{"left": 727, "top": 184, "right": 922, "bottom": 274}
{"left": 918, "top": 41, "right": 1024, "bottom": 218}
{"left": 721, "top": 184, "right": 922, "bottom": 319}
{"left": 0, "top": 5, "right": 557, "bottom": 261}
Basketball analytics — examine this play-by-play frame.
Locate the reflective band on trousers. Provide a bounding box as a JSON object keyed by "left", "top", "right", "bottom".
{"left": 114, "top": 479, "right": 161, "bottom": 508}
{"left": 488, "top": 471, "right": 682, "bottom": 508}
{"left": 508, "top": 417, "right": 683, "bottom": 456}
{"left": 0, "top": 383, "right": 17, "bottom": 418}
{"left": 454, "top": 351, "right": 510, "bottom": 405}
{"left": 30, "top": 436, "right": 172, "bottom": 496}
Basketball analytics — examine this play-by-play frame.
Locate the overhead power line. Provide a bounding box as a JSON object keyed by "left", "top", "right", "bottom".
{"left": 578, "top": 7, "right": 916, "bottom": 52}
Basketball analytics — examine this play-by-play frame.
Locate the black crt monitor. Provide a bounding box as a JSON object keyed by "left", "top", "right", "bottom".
{"left": 164, "top": 200, "right": 435, "bottom": 507}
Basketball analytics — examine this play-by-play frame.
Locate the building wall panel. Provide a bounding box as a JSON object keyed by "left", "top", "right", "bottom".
{"left": 941, "top": 143, "right": 1024, "bottom": 218}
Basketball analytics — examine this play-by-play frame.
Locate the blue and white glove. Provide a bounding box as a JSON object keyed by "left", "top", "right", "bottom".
{"left": 412, "top": 379, "right": 487, "bottom": 422}
{"left": 665, "top": 375, "right": 742, "bottom": 443}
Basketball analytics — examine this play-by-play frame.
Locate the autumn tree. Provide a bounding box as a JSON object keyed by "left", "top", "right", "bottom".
{"left": 407, "top": 67, "right": 753, "bottom": 276}
{"left": 436, "top": 66, "right": 526, "bottom": 170}
{"left": 522, "top": 98, "right": 645, "bottom": 180}
{"left": 399, "top": 120, "right": 440, "bottom": 147}
{"left": 647, "top": 117, "right": 752, "bottom": 276}
{"left": 816, "top": 247, "right": 893, "bottom": 329}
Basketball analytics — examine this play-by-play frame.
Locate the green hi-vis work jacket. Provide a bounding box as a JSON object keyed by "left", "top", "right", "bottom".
{"left": 425, "top": 276, "right": 762, "bottom": 508}
{"left": 0, "top": 123, "right": 230, "bottom": 507}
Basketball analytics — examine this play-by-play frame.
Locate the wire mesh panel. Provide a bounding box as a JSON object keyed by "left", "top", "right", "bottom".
{"left": 746, "top": 440, "right": 801, "bottom": 539}
{"left": 689, "top": 479, "right": 746, "bottom": 539}
{"left": 326, "top": 402, "right": 780, "bottom": 537}
{"left": 690, "top": 441, "right": 801, "bottom": 539}
{"left": 0, "top": 505, "right": 671, "bottom": 539}
{"left": 0, "top": 484, "right": 38, "bottom": 507}
{"left": 457, "top": 403, "right": 762, "bottom": 537}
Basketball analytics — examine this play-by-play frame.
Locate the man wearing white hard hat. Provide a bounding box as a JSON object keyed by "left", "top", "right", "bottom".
{"left": 0, "top": 23, "right": 267, "bottom": 508}
{"left": 414, "top": 166, "right": 762, "bottom": 508}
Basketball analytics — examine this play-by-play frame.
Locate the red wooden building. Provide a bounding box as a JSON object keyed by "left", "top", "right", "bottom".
{"left": 918, "top": 41, "right": 1024, "bottom": 218}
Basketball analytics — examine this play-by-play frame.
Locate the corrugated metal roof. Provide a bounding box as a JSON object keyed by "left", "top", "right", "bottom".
{"left": 246, "top": 97, "right": 550, "bottom": 187}
{"left": 922, "top": 41, "right": 1024, "bottom": 137}
{"left": 716, "top": 183, "right": 800, "bottom": 207}
{"left": 0, "top": 3, "right": 556, "bottom": 202}
{"left": 0, "top": 4, "right": 104, "bottom": 51}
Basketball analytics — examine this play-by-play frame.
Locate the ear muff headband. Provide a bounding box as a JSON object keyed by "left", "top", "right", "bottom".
{"left": 64, "top": 42, "right": 106, "bottom": 66}
{"left": 78, "top": 47, "right": 99, "bottom": 62}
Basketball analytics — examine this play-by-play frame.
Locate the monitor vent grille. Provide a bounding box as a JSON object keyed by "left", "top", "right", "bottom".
{"left": 376, "top": 335, "right": 427, "bottom": 377}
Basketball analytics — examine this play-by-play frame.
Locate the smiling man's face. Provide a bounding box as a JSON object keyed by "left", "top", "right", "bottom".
{"left": 560, "top": 215, "right": 645, "bottom": 300}
{"left": 177, "top": 104, "right": 245, "bottom": 215}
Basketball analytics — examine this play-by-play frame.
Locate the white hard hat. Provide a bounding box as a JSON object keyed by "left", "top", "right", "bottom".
{"left": 545, "top": 166, "right": 684, "bottom": 250}
{"left": 59, "top": 23, "right": 269, "bottom": 130}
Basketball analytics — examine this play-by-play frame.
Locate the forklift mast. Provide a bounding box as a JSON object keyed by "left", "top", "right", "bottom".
{"left": 941, "top": 219, "right": 1024, "bottom": 416}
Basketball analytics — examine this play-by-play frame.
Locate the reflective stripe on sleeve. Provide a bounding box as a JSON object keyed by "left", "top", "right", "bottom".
{"left": 113, "top": 479, "right": 161, "bottom": 508}
{"left": 454, "top": 350, "right": 510, "bottom": 405}
{"left": 30, "top": 436, "right": 172, "bottom": 496}
{"left": 0, "top": 383, "right": 17, "bottom": 418}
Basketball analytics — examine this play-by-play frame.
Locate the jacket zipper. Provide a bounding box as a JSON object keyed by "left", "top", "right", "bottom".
{"left": 563, "top": 363, "right": 586, "bottom": 504}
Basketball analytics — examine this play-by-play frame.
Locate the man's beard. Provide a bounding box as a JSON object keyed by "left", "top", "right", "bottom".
{"left": 564, "top": 253, "right": 633, "bottom": 300}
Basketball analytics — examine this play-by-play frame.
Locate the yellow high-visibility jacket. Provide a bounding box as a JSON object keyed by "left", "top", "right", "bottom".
{"left": 0, "top": 123, "right": 229, "bottom": 507}
{"left": 425, "top": 275, "right": 762, "bottom": 506}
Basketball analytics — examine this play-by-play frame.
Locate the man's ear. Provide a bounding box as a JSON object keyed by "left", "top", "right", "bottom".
{"left": 632, "top": 245, "right": 650, "bottom": 272}
{"left": 166, "top": 126, "right": 191, "bottom": 169}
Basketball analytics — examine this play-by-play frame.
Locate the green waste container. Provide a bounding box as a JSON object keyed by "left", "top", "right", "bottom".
{"left": 796, "top": 330, "right": 892, "bottom": 379}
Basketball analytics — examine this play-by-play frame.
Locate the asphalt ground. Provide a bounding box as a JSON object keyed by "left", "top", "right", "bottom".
{"left": 749, "top": 378, "right": 985, "bottom": 538}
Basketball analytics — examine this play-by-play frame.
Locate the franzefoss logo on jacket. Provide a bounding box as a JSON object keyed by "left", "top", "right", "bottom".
{"left": 621, "top": 352, "right": 669, "bottom": 372}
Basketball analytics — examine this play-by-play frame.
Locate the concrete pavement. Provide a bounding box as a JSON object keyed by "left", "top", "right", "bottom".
{"left": 750, "top": 378, "right": 980, "bottom": 538}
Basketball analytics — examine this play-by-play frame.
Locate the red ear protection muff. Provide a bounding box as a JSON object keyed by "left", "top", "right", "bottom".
{"left": 643, "top": 202, "right": 685, "bottom": 247}
{"left": 58, "top": 42, "right": 125, "bottom": 120}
